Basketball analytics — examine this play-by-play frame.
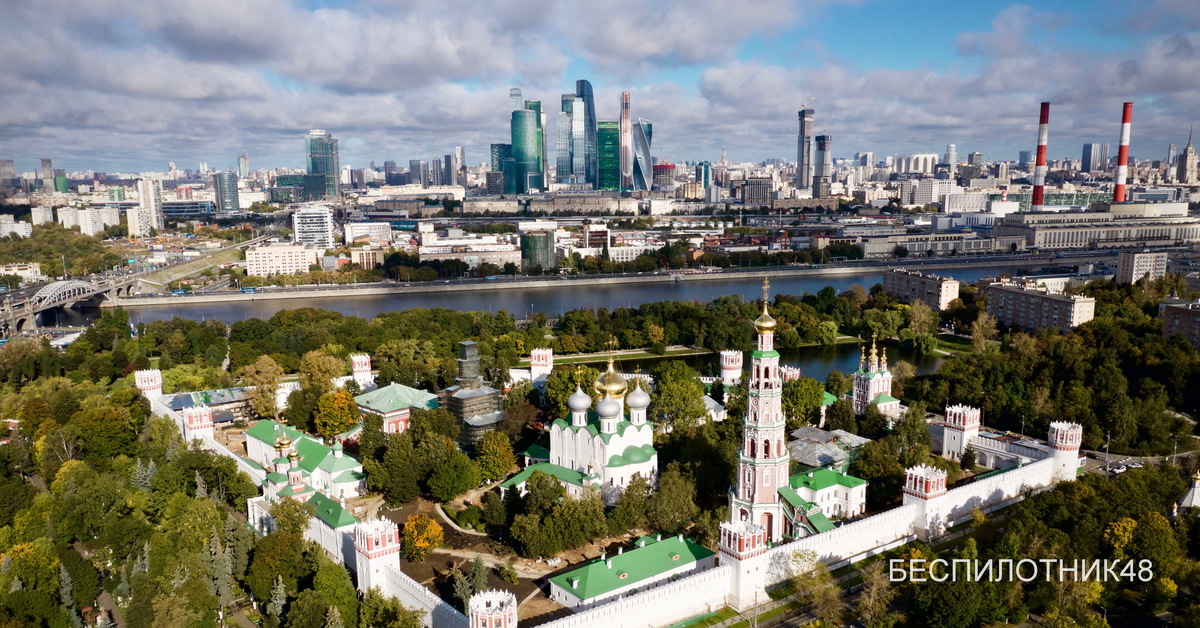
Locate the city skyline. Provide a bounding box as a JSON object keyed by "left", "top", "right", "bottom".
{"left": 2, "top": 0, "right": 1198, "bottom": 173}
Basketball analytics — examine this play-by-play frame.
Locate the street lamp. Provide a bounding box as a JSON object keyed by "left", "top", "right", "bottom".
{"left": 1105, "top": 431, "right": 1111, "bottom": 471}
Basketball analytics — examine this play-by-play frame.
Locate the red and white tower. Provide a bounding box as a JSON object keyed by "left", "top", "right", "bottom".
{"left": 1113, "top": 102, "right": 1133, "bottom": 203}
{"left": 350, "top": 353, "right": 375, "bottom": 389}
{"left": 529, "top": 348, "right": 554, "bottom": 381}
{"left": 1031, "top": 102, "right": 1050, "bottom": 212}
{"left": 941, "top": 404, "right": 980, "bottom": 461}
{"left": 135, "top": 369, "right": 163, "bottom": 399}
{"left": 728, "top": 279, "right": 789, "bottom": 542}
{"left": 468, "top": 590, "right": 519, "bottom": 628}
{"left": 902, "top": 464, "right": 948, "bottom": 540}
{"left": 354, "top": 519, "right": 401, "bottom": 593}
{"left": 720, "top": 350, "right": 743, "bottom": 386}
{"left": 1047, "top": 421, "right": 1083, "bottom": 482}
{"left": 181, "top": 406, "right": 214, "bottom": 441}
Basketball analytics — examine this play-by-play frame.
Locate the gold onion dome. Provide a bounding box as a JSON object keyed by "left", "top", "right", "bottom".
{"left": 753, "top": 277, "right": 776, "bottom": 333}
{"left": 594, "top": 358, "right": 628, "bottom": 399}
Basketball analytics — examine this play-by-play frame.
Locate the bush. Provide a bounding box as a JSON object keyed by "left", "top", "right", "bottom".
{"left": 649, "top": 342, "right": 667, "bottom": 355}
{"left": 497, "top": 562, "right": 519, "bottom": 585}
{"left": 453, "top": 505, "right": 482, "bottom": 529}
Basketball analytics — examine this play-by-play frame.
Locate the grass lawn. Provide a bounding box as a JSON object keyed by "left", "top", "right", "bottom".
{"left": 667, "top": 608, "right": 739, "bottom": 627}
{"left": 519, "top": 347, "right": 712, "bottom": 366}
{"left": 725, "top": 601, "right": 803, "bottom": 628}
{"left": 936, "top": 333, "right": 973, "bottom": 353}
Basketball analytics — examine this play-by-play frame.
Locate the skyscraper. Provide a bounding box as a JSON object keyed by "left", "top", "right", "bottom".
{"left": 509, "top": 88, "right": 523, "bottom": 112}
{"left": 695, "top": 161, "right": 712, "bottom": 188}
{"left": 597, "top": 121, "right": 620, "bottom": 191}
{"left": 305, "top": 129, "right": 340, "bottom": 199}
{"left": 632, "top": 119, "right": 653, "bottom": 191}
{"left": 523, "top": 100, "right": 547, "bottom": 189}
{"left": 214, "top": 171, "right": 240, "bottom": 212}
{"left": 1100, "top": 143, "right": 1110, "bottom": 172}
{"left": 238, "top": 154, "right": 249, "bottom": 179}
{"left": 944, "top": 144, "right": 958, "bottom": 175}
{"left": 431, "top": 158, "right": 444, "bottom": 186}
{"left": 797, "top": 109, "right": 814, "bottom": 189}
{"left": 454, "top": 146, "right": 466, "bottom": 187}
{"left": 1081, "top": 143, "right": 1102, "bottom": 173}
{"left": 1178, "top": 128, "right": 1198, "bottom": 185}
{"left": 576, "top": 80, "right": 598, "bottom": 187}
{"left": 1018, "top": 150, "right": 1032, "bottom": 170}
{"left": 813, "top": 135, "right": 833, "bottom": 199}
{"left": 510, "top": 109, "right": 542, "bottom": 193}
{"left": 0, "top": 160, "right": 14, "bottom": 187}
{"left": 490, "top": 144, "right": 512, "bottom": 173}
{"left": 619, "top": 91, "right": 633, "bottom": 190}
{"left": 556, "top": 94, "right": 574, "bottom": 184}
{"left": 1168, "top": 143, "right": 1178, "bottom": 167}
{"left": 383, "top": 161, "right": 399, "bottom": 185}
{"left": 409, "top": 160, "right": 428, "bottom": 187}
{"left": 571, "top": 97, "right": 586, "bottom": 181}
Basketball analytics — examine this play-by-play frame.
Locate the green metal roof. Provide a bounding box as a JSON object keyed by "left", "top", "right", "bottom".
{"left": 788, "top": 468, "right": 867, "bottom": 491}
{"left": 750, "top": 350, "right": 780, "bottom": 359}
{"left": 245, "top": 420, "right": 303, "bottom": 446}
{"left": 808, "top": 511, "right": 836, "bottom": 533}
{"left": 334, "top": 469, "right": 365, "bottom": 483}
{"left": 354, "top": 382, "right": 439, "bottom": 415}
{"left": 522, "top": 442, "right": 550, "bottom": 460}
{"left": 777, "top": 486, "right": 816, "bottom": 511}
{"left": 821, "top": 391, "right": 838, "bottom": 407}
{"left": 871, "top": 393, "right": 900, "bottom": 404}
{"left": 548, "top": 536, "right": 715, "bottom": 601}
{"left": 499, "top": 463, "right": 590, "bottom": 490}
{"left": 307, "top": 492, "right": 358, "bottom": 528}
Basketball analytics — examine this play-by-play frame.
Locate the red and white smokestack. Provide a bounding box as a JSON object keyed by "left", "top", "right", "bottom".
{"left": 1031, "top": 102, "right": 1050, "bottom": 212}
{"left": 1113, "top": 102, "right": 1133, "bottom": 203}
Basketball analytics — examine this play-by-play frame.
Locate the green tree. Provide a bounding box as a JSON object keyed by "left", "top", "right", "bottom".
{"left": 474, "top": 432, "right": 516, "bottom": 482}
{"left": 826, "top": 370, "right": 852, "bottom": 396}
{"left": 427, "top": 451, "right": 480, "bottom": 502}
{"left": 270, "top": 498, "right": 315, "bottom": 537}
{"left": 239, "top": 355, "right": 285, "bottom": 419}
{"left": 960, "top": 445, "right": 977, "bottom": 471}
{"left": 650, "top": 361, "right": 708, "bottom": 434}
{"left": 970, "top": 311, "right": 998, "bottom": 352}
{"left": 825, "top": 398, "right": 857, "bottom": 433}
{"left": 543, "top": 366, "right": 600, "bottom": 419}
{"left": 647, "top": 463, "right": 699, "bottom": 532}
{"left": 313, "top": 555, "right": 359, "bottom": 628}
{"left": 285, "top": 589, "right": 331, "bottom": 628}
{"left": 522, "top": 470, "right": 566, "bottom": 518}
{"left": 782, "top": 377, "right": 825, "bottom": 430}
{"left": 408, "top": 408, "right": 460, "bottom": 444}
{"left": 609, "top": 473, "right": 651, "bottom": 534}
{"left": 315, "top": 390, "right": 359, "bottom": 442}
{"left": 299, "top": 350, "right": 344, "bottom": 394}
{"left": 366, "top": 432, "right": 420, "bottom": 505}
{"left": 246, "top": 532, "right": 308, "bottom": 602}
{"left": 359, "top": 587, "right": 425, "bottom": 628}
{"left": 905, "top": 300, "right": 937, "bottom": 335}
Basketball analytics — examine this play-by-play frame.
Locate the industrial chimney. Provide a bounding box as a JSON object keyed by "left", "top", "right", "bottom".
{"left": 1031, "top": 102, "right": 1050, "bottom": 212}
{"left": 1113, "top": 102, "right": 1133, "bottom": 203}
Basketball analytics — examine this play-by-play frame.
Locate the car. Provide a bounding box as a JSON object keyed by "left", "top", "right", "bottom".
{"left": 1086, "top": 452, "right": 1100, "bottom": 459}
{"left": 1114, "top": 465, "right": 1128, "bottom": 474}
{"left": 1129, "top": 462, "right": 1144, "bottom": 469}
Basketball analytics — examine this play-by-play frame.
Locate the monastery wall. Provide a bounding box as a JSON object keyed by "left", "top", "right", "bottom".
{"left": 927, "top": 458, "right": 1054, "bottom": 528}
{"left": 378, "top": 564, "right": 468, "bottom": 628}
{"left": 539, "top": 565, "right": 731, "bottom": 628}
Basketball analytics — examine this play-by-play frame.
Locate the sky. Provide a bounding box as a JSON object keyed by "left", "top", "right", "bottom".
{"left": 2, "top": 0, "right": 1199, "bottom": 174}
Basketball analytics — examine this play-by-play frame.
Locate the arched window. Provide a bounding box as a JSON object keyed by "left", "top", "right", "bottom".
{"left": 763, "top": 439, "right": 771, "bottom": 457}
{"left": 750, "top": 440, "right": 757, "bottom": 458}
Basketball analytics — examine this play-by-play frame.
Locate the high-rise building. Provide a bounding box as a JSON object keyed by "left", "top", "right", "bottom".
{"left": 238, "top": 154, "right": 249, "bottom": 179}
{"left": 431, "top": 158, "right": 444, "bottom": 186}
{"left": 1081, "top": 143, "right": 1103, "bottom": 173}
{"left": 40, "top": 158, "right": 53, "bottom": 189}
{"left": 1018, "top": 150, "right": 1032, "bottom": 170}
{"left": 291, "top": 205, "right": 335, "bottom": 251}
{"left": 576, "top": 80, "right": 598, "bottom": 187}
{"left": 632, "top": 119, "right": 653, "bottom": 191}
{"left": 454, "top": 146, "right": 466, "bottom": 186}
{"left": 305, "top": 130, "right": 340, "bottom": 199}
{"left": 409, "top": 160, "right": 428, "bottom": 187}
{"left": 524, "top": 100, "right": 546, "bottom": 183}
{"left": 556, "top": 94, "right": 574, "bottom": 184}
{"left": 490, "top": 144, "right": 512, "bottom": 173}
{"left": 130, "top": 179, "right": 164, "bottom": 238}
{"left": 1168, "top": 143, "right": 1178, "bottom": 167}
{"left": 214, "top": 171, "right": 240, "bottom": 212}
{"left": 571, "top": 97, "right": 586, "bottom": 182}
{"left": 597, "top": 121, "right": 620, "bottom": 191}
{"left": 968, "top": 152, "right": 983, "bottom": 166}
{"left": 619, "top": 92, "right": 634, "bottom": 190}
{"left": 797, "top": 109, "right": 814, "bottom": 189}
{"left": 695, "top": 161, "right": 712, "bottom": 188}
{"left": 813, "top": 135, "right": 833, "bottom": 199}
{"left": 1178, "top": 128, "right": 1198, "bottom": 185}
{"left": 509, "top": 88, "right": 523, "bottom": 112}
{"left": 510, "top": 109, "right": 542, "bottom": 194}
{"left": 383, "top": 161, "right": 399, "bottom": 185}
{"left": 0, "top": 159, "right": 14, "bottom": 189}
{"left": 1100, "top": 143, "right": 1110, "bottom": 172}
{"left": 944, "top": 144, "right": 958, "bottom": 175}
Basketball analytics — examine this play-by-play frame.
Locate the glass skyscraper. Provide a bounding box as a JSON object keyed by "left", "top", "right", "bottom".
{"left": 576, "top": 80, "right": 598, "bottom": 187}
{"left": 214, "top": 171, "right": 240, "bottom": 212}
{"left": 632, "top": 119, "right": 653, "bottom": 191}
{"left": 523, "top": 100, "right": 546, "bottom": 183}
{"left": 556, "top": 95, "right": 574, "bottom": 183}
{"left": 305, "top": 129, "right": 340, "bottom": 199}
{"left": 491, "top": 144, "right": 512, "bottom": 172}
{"left": 597, "top": 121, "right": 620, "bottom": 191}
{"left": 510, "top": 110, "right": 542, "bottom": 194}
{"left": 619, "top": 92, "right": 633, "bottom": 191}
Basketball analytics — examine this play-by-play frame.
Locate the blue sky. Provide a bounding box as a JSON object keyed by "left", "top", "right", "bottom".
{"left": 1, "top": 0, "right": 1197, "bottom": 173}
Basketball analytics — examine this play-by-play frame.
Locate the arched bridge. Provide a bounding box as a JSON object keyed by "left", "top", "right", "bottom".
{"left": 1, "top": 274, "right": 144, "bottom": 334}
{"left": 30, "top": 280, "right": 101, "bottom": 309}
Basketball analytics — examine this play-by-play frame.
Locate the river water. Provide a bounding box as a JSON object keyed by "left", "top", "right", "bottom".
{"left": 42, "top": 263, "right": 1044, "bottom": 382}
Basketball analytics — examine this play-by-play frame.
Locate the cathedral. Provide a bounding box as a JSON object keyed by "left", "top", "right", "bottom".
{"left": 501, "top": 358, "right": 658, "bottom": 506}
{"left": 851, "top": 337, "right": 903, "bottom": 418}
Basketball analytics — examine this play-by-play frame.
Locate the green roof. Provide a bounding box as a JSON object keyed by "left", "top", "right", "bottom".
{"left": 777, "top": 486, "right": 817, "bottom": 511}
{"left": 821, "top": 391, "right": 838, "bottom": 407}
{"left": 808, "top": 511, "right": 836, "bottom": 533}
{"left": 307, "top": 492, "right": 358, "bottom": 528}
{"left": 750, "top": 350, "right": 780, "bottom": 359}
{"left": 549, "top": 536, "right": 715, "bottom": 601}
{"left": 242, "top": 458, "right": 266, "bottom": 473}
{"left": 265, "top": 471, "right": 287, "bottom": 484}
{"left": 245, "top": 420, "right": 304, "bottom": 446}
{"left": 523, "top": 442, "right": 550, "bottom": 460}
{"left": 499, "top": 463, "right": 592, "bottom": 490}
{"left": 789, "top": 468, "right": 867, "bottom": 491}
{"left": 354, "top": 382, "right": 439, "bottom": 414}
{"left": 871, "top": 393, "right": 900, "bottom": 404}
{"left": 550, "top": 418, "right": 651, "bottom": 444}
{"left": 334, "top": 469, "right": 365, "bottom": 483}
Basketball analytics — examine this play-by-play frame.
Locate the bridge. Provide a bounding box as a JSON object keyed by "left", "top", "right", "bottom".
{"left": 0, "top": 274, "right": 145, "bottom": 335}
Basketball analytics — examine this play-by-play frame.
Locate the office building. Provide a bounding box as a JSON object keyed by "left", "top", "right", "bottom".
{"left": 40, "top": 158, "right": 53, "bottom": 189}
{"left": 214, "top": 171, "right": 240, "bottom": 212}
{"left": 985, "top": 281, "right": 1095, "bottom": 332}
{"left": 1161, "top": 299, "right": 1200, "bottom": 348}
{"left": 1116, "top": 250, "right": 1167, "bottom": 284}
{"left": 576, "top": 79, "right": 598, "bottom": 187}
{"left": 453, "top": 146, "right": 465, "bottom": 186}
{"left": 246, "top": 242, "right": 320, "bottom": 277}
{"left": 383, "top": 161, "right": 399, "bottom": 184}
{"left": 520, "top": 231, "right": 556, "bottom": 270}
{"left": 490, "top": 144, "right": 511, "bottom": 173}
{"left": 344, "top": 222, "right": 392, "bottom": 245}
{"left": 619, "top": 92, "right": 633, "bottom": 190}
{"left": 409, "top": 160, "right": 428, "bottom": 187}
{"left": 994, "top": 202, "right": 1200, "bottom": 250}
{"left": 556, "top": 95, "right": 574, "bottom": 184}
{"left": 632, "top": 119, "right": 653, "bottom": 191}
{"left": 944, "top": 144, "right": 958, "bottom": 175}
{"left": 30, "top": 207, "right": 53, "bottom": 225}
{"left": 431, "top": 158, "right": 444, "bottom": 186}
{"left": 696, "top": 161, "right": 712, "bottom": 188}
{"left": 1018, "top": 150, "right": 1032, "bottom": 170}
{"left": 882, "top": 269, "right": 960, "bottom": 311}
{"left": 305, "top": 129, "right": 340, "bottom": 200}
{"left": 291, "top": 205, "right": 335, "bottom": 250}
{"left": 238, "top": 154, "right": 250, "bottom": 179}
{"left": 524, "top": 100, "right": 546, "bottom": 185}
{"left": 813, "top": 135, "right": 833, "bottom": 199}
{"left": 0, "top": 159, "right": 14, "bottom": 187}
{"left": 509, "top": 110, "right": 542, "bottom": 194}
{"left": 130, "top": 179, "right": 164, "bottom": 238}
{"left": 273, "top": 175, "right": 327, "bottom": 202}
{"left": 509, "top": 88, "right": 523, "bottom": 112}
{"left": 1082, "top": 143, "right": 1102, "bottom": 173}
{"left": 597, "top": 121, "right": 620, "bottom": 191}
{"left": 797, "top": 108, "right": 815, "bottom": 189}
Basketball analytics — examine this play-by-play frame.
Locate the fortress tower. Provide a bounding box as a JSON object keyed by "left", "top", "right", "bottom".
{"left": 1047, "top": 421, "right": 1083, "bottom": 482}
{"left": 353, "top": 519, "right": 401, "bottom": 593}
{"left": 720, "top": 350, "right": 743, "bottom": 386}
{"left": 941, "top": 404, "right": 981, "bottom": 461}
{"left": 468, "top": 590, "right": 519, "bottom": 628}
{"left": 718, "top": 520, "right": 769, "bottom": 612}
{"left": 902, "top": 464, "right": 948, "bottom": 540}
{"left": 181, "top": 406, "right": 214, "bottom": 441}
{"left": 135, "top": 369, "right": 163, "bottom": 399}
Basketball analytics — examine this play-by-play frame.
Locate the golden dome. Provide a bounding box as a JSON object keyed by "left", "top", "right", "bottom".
{"left": 594, "top": 358, "right": 628, "bottom": 399}
{"left": 288, "top": 450, "right": 299, "bottom": 462}
{"left": 753, "top": 277, "right": 776, "bottom": 333}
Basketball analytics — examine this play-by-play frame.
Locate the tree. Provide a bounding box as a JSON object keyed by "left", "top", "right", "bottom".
{"left": 523, "top": 470, "right": 566, "bottom": 518}
{"left": 960, "top": 445, "right": 977, "bottom": 471}
{"left": 427, "top": 451, "right": 480, "bottom": 502}
{"left": 470, "top": 555, "right": 488, "bottom": 596}
{"left": 299, "top": 350, "right": 344, "bottom": 393}
{"left": 359, "top": 587, "right": 425, "bottom": 628}
{"left": 825, "top": 399, "right": 857, "bottom": 433}
{"left": 239, "top": 355, "right": 285, "bottom": 419}
{"left": 905, "top": 300, "right": 937, "bottom": 335}
{"left": 650, "top": 361, "right": 708, "bottom": 434}
{"left": 791, "top": 550, "right": 843, "bottom": 626}
{"left": 860, "top": 404, "right": 889, "bottom": 439}
{"left": 543, "top": 366, "right": 600, "bottom": 419}
{"left": 285, "top": 589, "right": 331, "bottom": 628}
{"left": 314, "top": 390, "right": 359, "bottom": 442}
{"left": 647, "top": 463, "right": 700, "bottom": 532}
{"left": 781, "top": 377, "right": 825, "bottom": 430}
{"left": 367, "top": 432, "right": 420, "bottom": 505}
{"left": 481, "top": 491, "right": 507, "bottom": 529}
{"left": 826, "top": 370, "right": 852, "bottom": 397}
{"left": 313, "top": 556, "right": 359, "bottom": 628}
{"left": 408, "top": 408, "right": 460, "bottom": 444}
{"left": 609, "top": 473, "right": 651, "bottom": 534}
{"left": 970, "top": 312, "right": 998, "bottom": 352}
{"left": 246, "top": 532, "right": 307, "bottom": 602}
{"left": 474, "top": 432, "right": 516, "bottom": 482}
{"left": 270, "top": 498, "right": 315, "bottom": 537}
{"left": 401, "top": 513, "right": 443, "bottom": 561}
{"left": 498, "top": 400, "right": 539, "bottom": 439}
{"left": 856, "top": 561, "right": 898, "bottom": 628}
